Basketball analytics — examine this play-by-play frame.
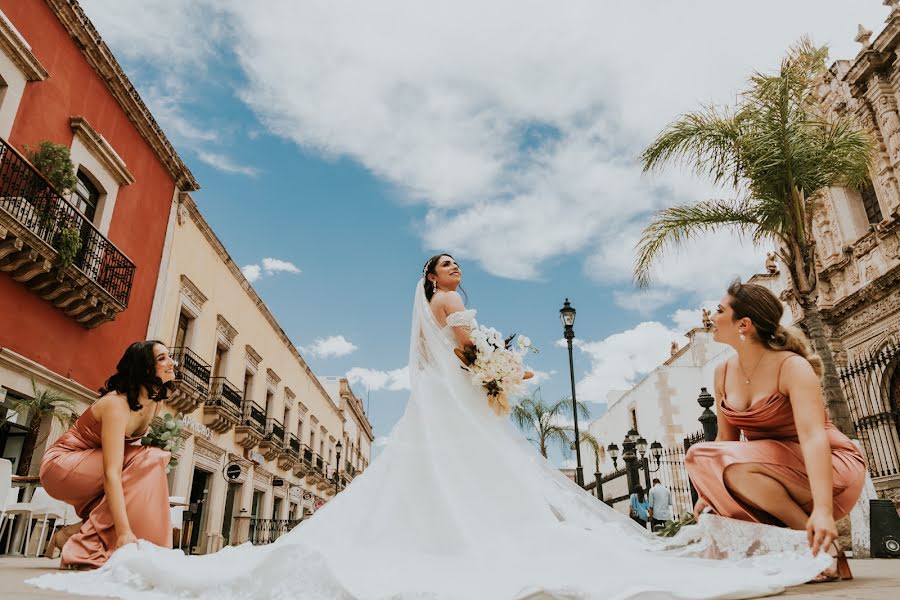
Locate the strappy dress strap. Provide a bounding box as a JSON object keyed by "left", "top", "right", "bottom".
{"left": 774, "top": 353, "right": 797, "bottom": 393}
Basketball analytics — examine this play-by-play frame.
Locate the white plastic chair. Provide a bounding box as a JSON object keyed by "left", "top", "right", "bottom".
{"left": 31, "top": 499, "right": 75, "bottom": 557}
{"left": 169, "top": 496, "right": 186, "bottom": 549}
{"left": 0, "top": 459, "right": 17, "bottom": 548}
{"left": 3, "top": 487, "right": 60, "bottom": 555}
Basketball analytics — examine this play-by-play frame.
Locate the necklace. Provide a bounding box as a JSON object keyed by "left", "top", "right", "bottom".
{"left": 737, "top": 352, "right": 765, "bottom": 385}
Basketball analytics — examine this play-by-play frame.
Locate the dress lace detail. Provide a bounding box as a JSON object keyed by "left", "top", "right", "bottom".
{"left": 28, "top": 283, "right": 831, "bottom": 599}
{"left": 445, "top": 309, "right": 477, "bottom": 329}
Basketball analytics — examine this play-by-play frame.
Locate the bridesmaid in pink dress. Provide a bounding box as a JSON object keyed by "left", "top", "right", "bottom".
{"left": 39, "top": 341, "right": 177, "bottom": 569}
{"left": 685, "top": 280, "right": 865, "bottom": 583}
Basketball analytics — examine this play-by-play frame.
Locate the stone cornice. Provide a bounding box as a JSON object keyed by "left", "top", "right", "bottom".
{"left": 216, "top": 314, "right": 237, "bottom": 347}
{"left": 245, "top": 345, "right": 262, "bottom": 370}
{"left": 179, "top": 193, "right": 342, "bottom": 419}
{"left": 0, "top": 346, "right": 97, "bottom": 403}
{"left": 70, "top": 116, "right": 135, "bottom": 185}
{"left": 179, "top": 274, "right": 208, "bottom": 309}
{"left": 823, "top": 262, "right": 900, "bottom": 321}
{"left": 266, "top": 368, "right": 281, "bottom": 387}
{"left": 0, "top": 9, "right": 48, "bottom": 80}
{"left": 44, "top": 0, "right": 198, "bottom": 191}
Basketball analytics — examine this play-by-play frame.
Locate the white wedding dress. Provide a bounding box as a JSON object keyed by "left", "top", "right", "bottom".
{"left": 30, "top": 284, "right": 831, "bottom": 600}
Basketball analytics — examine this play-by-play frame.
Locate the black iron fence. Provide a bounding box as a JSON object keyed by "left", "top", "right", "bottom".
{"left": 171, "top": 347, "right": 211, "bottom": 394}
{"left": 288, "top": 434, "right": 301, "bottom": 456}
{"left": 0, "top": 137, "right": 135, "bottom": 305}
{"left": 248, "top": 518, "right": 301, "bottom": 545}
{"left": 839, "top": 338, "right": 900, "bottom": 479}
{"left": 264, "top": 418, "right": 285, "bottom": 447}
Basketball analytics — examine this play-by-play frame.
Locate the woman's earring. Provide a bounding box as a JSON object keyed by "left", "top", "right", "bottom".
{"left": 739, "top": 332, "right": 746, "bottom": 342}
{"left": 433, "top": 281, "right": 438, "bottom": 293}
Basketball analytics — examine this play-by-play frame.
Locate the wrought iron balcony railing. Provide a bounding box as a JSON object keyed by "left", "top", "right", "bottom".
{"left": 264, "top": 418, "right": 285, "bottom": 446}
{"left": 247, "top": 518, "right": 301, "bottom": 545}
{"left": 0, "top": 137, "right": 135, "bottom": 306}
{"left": 315, "top": 454, "right": 325, "bottom": 475}
{"left": 208, "top": 377, "right": 242, "bottom": 409}
{"left": 302, "top": 445, "right": 313, "bottom": 465}
{"left": 171, "top": 346, "right": 211, "bottom": 394}
{"left": 242, "top": 401, "right": 267, "bottom": 432}
{"left": 288, "top": 434, "right": 301, "bottom": 455}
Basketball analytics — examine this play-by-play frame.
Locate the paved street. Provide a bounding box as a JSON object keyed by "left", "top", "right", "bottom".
{"left": 0, "top": 556, "right": 897, "bottom": 599}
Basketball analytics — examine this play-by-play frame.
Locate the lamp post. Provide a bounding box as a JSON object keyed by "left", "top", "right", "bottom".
{"left": 622, "top": 428, "right": 640, "bottom": 494}
{"left": 560, "top": 299, "right": 584, "bottom": 487}
{"left": 334, "top": 440, "right": 343, "bottom": 494}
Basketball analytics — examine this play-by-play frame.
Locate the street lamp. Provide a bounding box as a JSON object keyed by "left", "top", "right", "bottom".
{"left": 334, "top": 440, "right": 343, "bottom": 493}
{"left": 607, "top": 442, "right": 620, "bottom": 469}
{"left": 560, "top": 299, "right": 584, "bottom": 487}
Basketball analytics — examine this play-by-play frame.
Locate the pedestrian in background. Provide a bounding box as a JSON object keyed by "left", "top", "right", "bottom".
{"left": 648, "top": 478, "right": 673, "bottom": 532}
{"left": 629, "top": 485, "right": 649, "bottom": 529}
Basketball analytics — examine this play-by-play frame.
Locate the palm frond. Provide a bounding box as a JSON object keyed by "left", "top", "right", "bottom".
{"left": 14, "top": 379, "right": 78, "bottom": 427}
{"left": 634, "top": 199, "right": 772, "bottom": 288}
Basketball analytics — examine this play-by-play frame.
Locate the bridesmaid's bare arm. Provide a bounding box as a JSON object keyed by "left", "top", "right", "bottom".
{"left": 713, "top": 362, "right": 740, "bottom": 442}
{"left": 97, "top": 396, "right": 137, "bottom": 547}
{"left": 782, "top": 355, "right": 836, "bottom": 555}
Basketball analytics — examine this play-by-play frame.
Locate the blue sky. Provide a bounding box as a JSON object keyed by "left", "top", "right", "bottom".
{"left": 81, "top": 1, "right": 887, "bottom": 463}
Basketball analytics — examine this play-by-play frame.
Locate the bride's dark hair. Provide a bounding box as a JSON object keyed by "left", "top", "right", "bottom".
{"left": 422, "top": 253, "right": 467, "bottom": 304}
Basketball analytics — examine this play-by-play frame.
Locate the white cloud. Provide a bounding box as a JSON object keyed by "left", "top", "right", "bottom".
{"left": 196, "top": 151, "right": 260, "bottom": 177}
{"left": 524, "top": 368, "right": 555, "bottom": 387}
{"left": 241, "top": 264, "right": 262, "bottom": 282}
{"left": 303, "top": 335, "right": 359, "bottom": 359}
{"left": 79, "top": 1, "right": 888, "bottom": 292}
{"left": 346, "top": 366, "right": 410, "bottom": 392}
{"left": 241, "top": 257, "right": 302, "bottom": 283}
{"left": 573, "top": 321, "right": 685, "bottom": 405}
{"left": 261, "top": 257, "right": 301, "bottom": 274}
{"left": 373, "top": 436, "right": 390, "bottom": 448}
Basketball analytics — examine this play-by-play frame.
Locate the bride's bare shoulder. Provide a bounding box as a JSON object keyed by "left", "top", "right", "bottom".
{"left": 434, "top": 290, "right": 465, "bottom": 313}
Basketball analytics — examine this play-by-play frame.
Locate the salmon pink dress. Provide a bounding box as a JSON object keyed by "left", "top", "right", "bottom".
{"left": 686, "top": 359, "right": 866, "bottom": 524}
{"left": 39, "top": 406, "right": 172, "bottom": 569}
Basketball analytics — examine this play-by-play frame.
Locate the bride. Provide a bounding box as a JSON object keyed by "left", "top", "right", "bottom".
{"left": 31, "top": 254, "right": 832, "bottom": 599}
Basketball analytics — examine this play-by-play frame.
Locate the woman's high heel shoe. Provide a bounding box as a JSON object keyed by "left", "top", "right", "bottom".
{"left": 809, "top": 543, "right": 853, "bottom": 583}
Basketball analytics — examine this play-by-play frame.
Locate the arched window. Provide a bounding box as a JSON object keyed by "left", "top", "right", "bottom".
{"left": 861, "top": 183, "right": 883, "bottom": 225}
{"left": 70, "top": 170, "right": 100, "bottom": 222}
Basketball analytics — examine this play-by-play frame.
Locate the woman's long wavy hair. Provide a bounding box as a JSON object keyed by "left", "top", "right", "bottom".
{"left": 99, "top": 341, "right": 171, "bottom": 412}
{"left": 727, "top": 279, "right": 823, "bottom": 378}
{"left": 422, "top": 253, "right": 467, "bottom": 304}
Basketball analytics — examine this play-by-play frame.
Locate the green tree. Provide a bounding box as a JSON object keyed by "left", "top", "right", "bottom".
{"left": 572, "top": 429, "right": 605, "bottom": 474}
{"left": 12, "top": 379, "right": 77, "bottom": 476}
{"left": 511, "top": 388, "right": 590, "bottom": 458}
{"left": 635, "top": 39, "right": 872, "bottom": 435}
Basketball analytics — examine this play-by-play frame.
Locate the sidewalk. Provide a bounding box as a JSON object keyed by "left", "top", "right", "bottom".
{"left": 0, "top": 556, "right": 897, "bottom": 599}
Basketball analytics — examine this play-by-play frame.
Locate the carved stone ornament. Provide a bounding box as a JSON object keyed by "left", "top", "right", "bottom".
{"left": 855, "top": 24, "right": 873, "bottom": 46}
{"left": 216, "top": 314, "right": 237, "bottom": 348}
{"left": 245, "top": 345, "right": 262, "bottom": 372}
{"left": 266, "top": 368, "right": 281, "bottom": 388}
{"left": 179, "top": 275, "right": 208, "bottom": 312}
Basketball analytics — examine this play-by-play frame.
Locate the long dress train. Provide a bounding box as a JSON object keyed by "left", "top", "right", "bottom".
{"left": 30, "top": 284, "right": 832, "bottom": 599}
{"left": 39, "top": 406, "right": 173, "bottom": 568}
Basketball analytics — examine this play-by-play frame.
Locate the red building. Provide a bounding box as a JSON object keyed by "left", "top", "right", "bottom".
{"left": 0, "top": 0, "right": 198, "bottom": 473}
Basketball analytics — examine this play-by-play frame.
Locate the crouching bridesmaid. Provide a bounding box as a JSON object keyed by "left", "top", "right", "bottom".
{"left": 39, "top": 341, "right": 176, "bottom": 569}
{"left": 685, "top": 280, "right": 866, "bottom": 583}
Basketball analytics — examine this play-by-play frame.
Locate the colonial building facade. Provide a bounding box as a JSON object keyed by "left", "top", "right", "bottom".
{"left": 149, "top": 194, "right": 373, "bottom": 554}
{"left": 0, "top": 1, "right": 197, "bottom": 473}
{"left": 810, "top": 6, "right": 900, "bottom": 504}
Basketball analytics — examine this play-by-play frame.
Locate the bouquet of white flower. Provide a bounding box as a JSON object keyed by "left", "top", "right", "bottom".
{"left": 140, "top": 412, "right": 183, "bottom": 474}
{"left": 455, "top": 325, "right": 537, "bottom": 416}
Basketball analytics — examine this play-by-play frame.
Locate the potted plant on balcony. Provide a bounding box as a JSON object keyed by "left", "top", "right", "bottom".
{"left": 24, "top": 142, "right": 84, "bottom": 268}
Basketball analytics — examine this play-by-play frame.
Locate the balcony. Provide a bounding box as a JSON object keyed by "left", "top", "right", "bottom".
{"left": 278, "top": 433, "right": 300, "bottom": 471}
{"left": 203, "top": 377, "right": 242, "bottom": 433}
{"left": 293, "top": 445, "right": 314, "bottom": 477}
{"left": 166, "top": 347, "right": 211, "bottom": 414}
{"left": 304, "top": 453, "right": 326, "bottom": 484}
{"left": 234, "top": 401, "right": 266, "bottom": 450}
{"left": 259, "top": 418, "right": 285, "bottom": 461}
{"left": 0, "top": 137, "right": 135, "bottom": 328}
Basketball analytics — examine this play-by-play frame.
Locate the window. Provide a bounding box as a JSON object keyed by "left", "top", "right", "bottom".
{"left": 212, "top": 345, "right": 227, "bottom": 379}
{"left": 297, "top": 418, "right": 304, "bottom": 441}
{"left": 174, "top": 312, "right": 191, "bottom": 349}
{"left": 861, "top": 184, "right": 883, "bottom": 225}
{"left": 265, "top": 389, "right": 274, "bottom": 417}
{"left": 243, "top": 371, "right": 254, "bottom": 400}
{"left": 70, "top": 170, "right": 100, "bottom": 222}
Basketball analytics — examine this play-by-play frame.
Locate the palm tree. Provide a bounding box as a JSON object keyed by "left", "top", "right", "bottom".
{"left": 635, "top": 39, "right": 872, "bottom": 435}
{"left": 511, "top": 388, "right": 590, "bottom": 458}
{"left": 572, "top": 430, "right": 605, "bottom": 474}
{"left": 12, "top": 379, "right": 77, "bottom": 476}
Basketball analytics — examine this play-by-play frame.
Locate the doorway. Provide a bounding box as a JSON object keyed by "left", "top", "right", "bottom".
{"left": 187, "top": 468, "right": 210, "bottom": 554}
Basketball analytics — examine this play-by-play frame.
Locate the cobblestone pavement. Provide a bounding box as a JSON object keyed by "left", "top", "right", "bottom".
{"left": 0, "top": 557, "right": 897, "bottom": 599}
